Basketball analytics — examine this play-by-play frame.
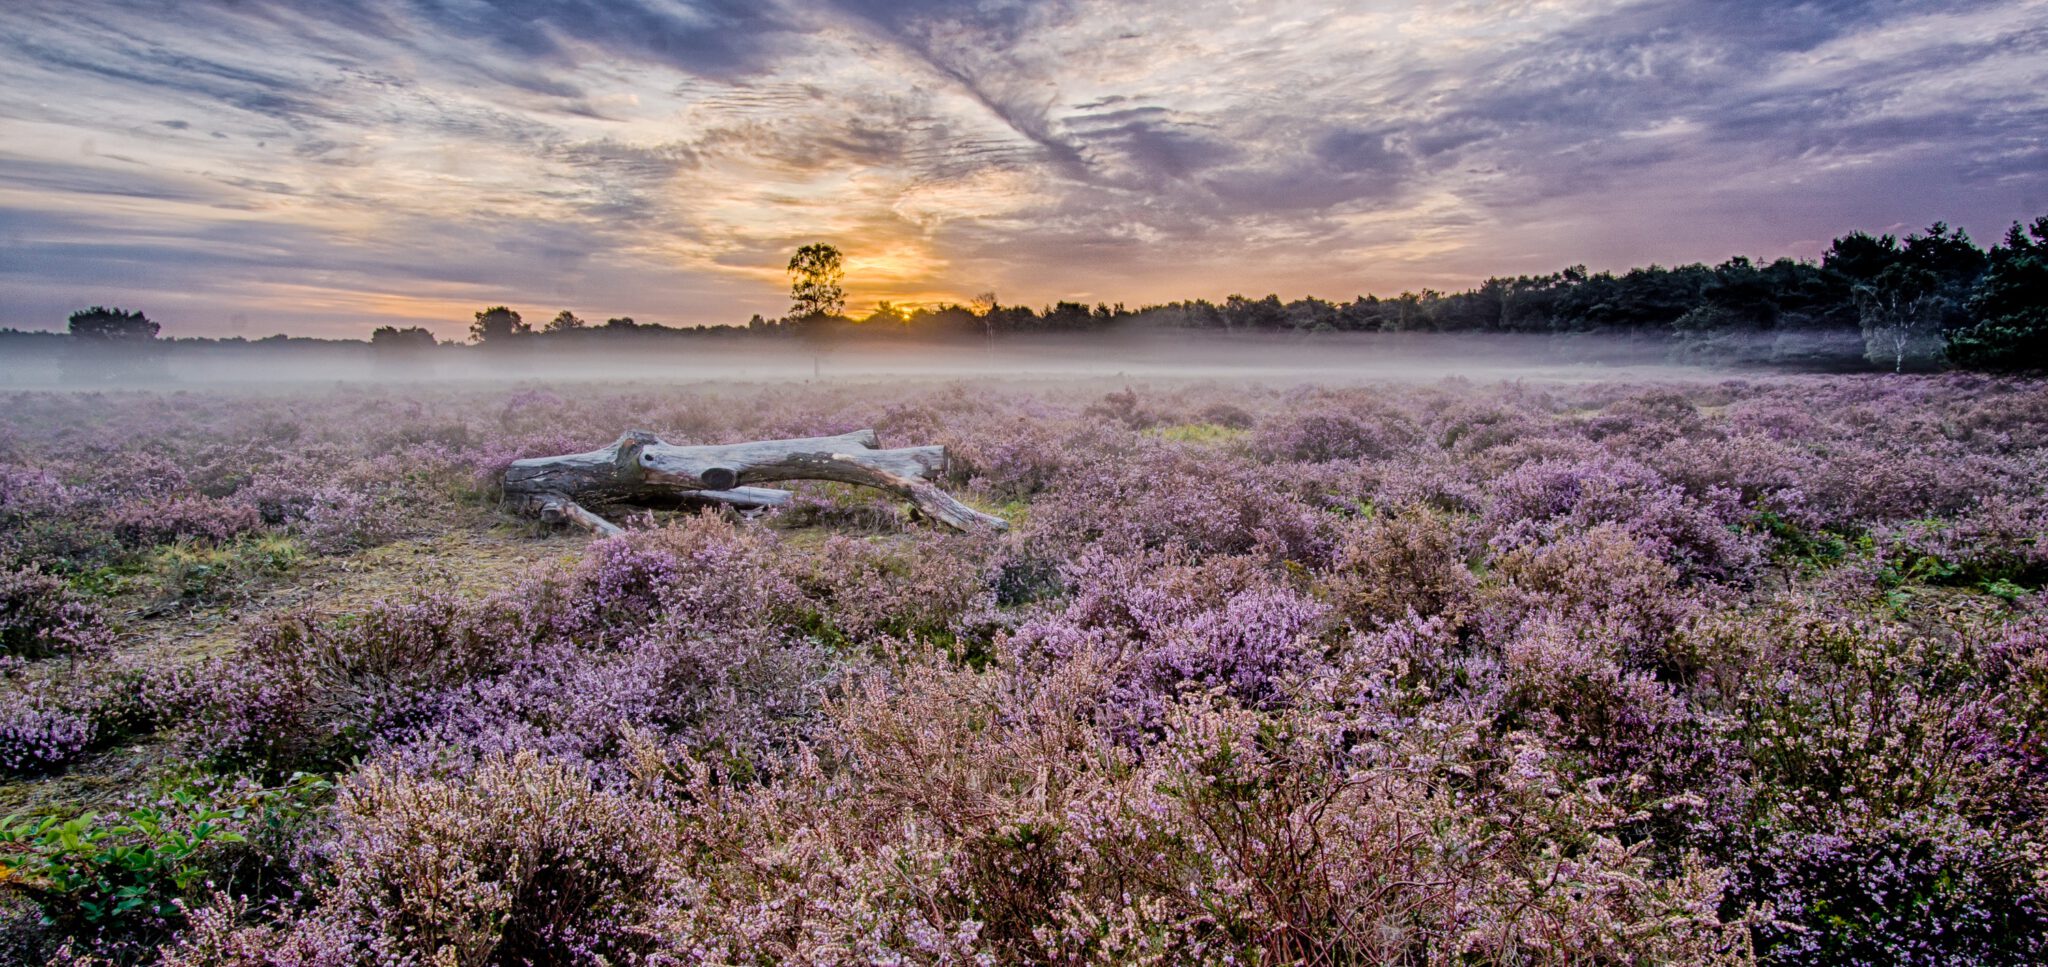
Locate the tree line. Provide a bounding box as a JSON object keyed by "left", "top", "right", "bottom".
{"left": 427, "top": 218, "right": 2048, "bottom": 371}
{"left": 24, "top": 214, "right": 2048, "bottom": 372}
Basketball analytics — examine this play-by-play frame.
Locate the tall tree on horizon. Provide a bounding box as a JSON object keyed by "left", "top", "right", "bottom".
{"left": 67, "top": 306, "right": 158, "bottom": 341}
{"left": 469, "top": 306, "right": 528, "bottom": 344}
{"left": 787, "top": 244, "right": 846, "bottom": 320}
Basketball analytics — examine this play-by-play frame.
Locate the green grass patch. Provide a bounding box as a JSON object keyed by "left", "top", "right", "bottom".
{"left": 1146, "top": 422, "right": 1249, "bottom": 445}
{"left": 144, "top": 535, "right": 305, "bottom": 605}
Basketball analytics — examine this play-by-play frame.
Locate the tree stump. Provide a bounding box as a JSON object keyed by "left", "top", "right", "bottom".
{"left": 502, "top": 429, "right": 1006, "bottom": 535}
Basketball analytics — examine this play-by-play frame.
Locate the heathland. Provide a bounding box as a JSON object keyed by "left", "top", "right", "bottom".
{"left": 3, "top": 374, "right": 2047, "bottom": 964}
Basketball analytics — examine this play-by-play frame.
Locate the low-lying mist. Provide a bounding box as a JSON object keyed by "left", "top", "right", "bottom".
{"left": 0, "top": 331, "right": 1836, "bottom": 390}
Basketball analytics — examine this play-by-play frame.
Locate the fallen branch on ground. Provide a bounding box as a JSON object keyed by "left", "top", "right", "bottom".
{"left": 503, "top": 429, "right": 1006, "bottom": 535}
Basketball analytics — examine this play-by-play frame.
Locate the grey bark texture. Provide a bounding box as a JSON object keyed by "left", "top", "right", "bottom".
{"left": 503, "top": 429, "right": 1006, "bottom": 535}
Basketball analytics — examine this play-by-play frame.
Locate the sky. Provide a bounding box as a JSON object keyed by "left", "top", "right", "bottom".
{"left": 1, "top": 0, "right": 2045, "bottom": 340}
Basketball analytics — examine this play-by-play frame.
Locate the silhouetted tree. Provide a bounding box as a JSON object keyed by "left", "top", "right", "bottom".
{"left": 787, "top": 244, "right": 846, "bottom": 319}
{"left": 604, "top": 316, "right": 638, "bottom": 331}
{"left": 1285, "top": 297, "right": 1340, "bottom": 332}
{"left": 863, "top": 301, "right": 912, "bottom": 327}
{"left": 469, "top": 306, "right": 528, "bottom": 344}
{"left": 545, "top": 310, "right": 585, "bottom": 333}
{"left": 62, "top": 306, "right": 164, "bottom": 383}
{"left": 1823, "top": 231, "right": 1901, "bottom": 283}
{"left": 370, "top": 325, "right": 437, "bottom": 349}
{"left": 68, "top": 306, "right": 158, "bottom": 341}
{"left": 1900, "top": 222, "right": 1988, "bottom": 287}
{"left": 1222, "top": 294, "right": 1287, "bottom": 330}
{"left": 1950, "top": 216, "right": 2048, "bottom": 371}
{"left": 1041, "top": 301, "right": 1097, "bottom": 331}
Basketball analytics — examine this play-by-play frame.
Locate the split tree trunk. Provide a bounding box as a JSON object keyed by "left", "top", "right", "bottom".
{"left": 503, "top": 429, "right": 1006, "bottom": 535}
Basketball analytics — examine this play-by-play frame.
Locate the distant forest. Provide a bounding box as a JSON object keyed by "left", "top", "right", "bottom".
{"left": 8, "top": 215, "right": 2046, "bottom": 373}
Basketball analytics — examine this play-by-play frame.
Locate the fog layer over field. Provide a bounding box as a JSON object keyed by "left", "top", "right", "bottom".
{"left": 0, "top": 331, "right": 1855, "bottom": 388}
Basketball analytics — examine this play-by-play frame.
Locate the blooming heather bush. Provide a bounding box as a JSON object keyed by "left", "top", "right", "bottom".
{"left": 1490, "top": 615, "right": 1749, "bottom": 846}
{"left": 108, "top": 496, "right": 263, "bottom": 548}
{"left": 1323, "top": 508, "right": 1477, "bottom": 628}
{"left": 1979, "top": 619, "right": 2048, "bottom": 782}
{"left": 1479, "top": 525, "right": 1709, "bottom": 677}
{"left": 1134, "top": 700, "right": 1745, "bottom": 964}
{"left": 1344, "top": 447, "right": 1485, "bottom": 515}
{"left": 274, "top": 753, "right": 671, "bottom": 965}
{"left": 1004, "top": 547, "right": 1332, "bottom": 734}
{"left": 660, "top": 656, "right": 1748, "bottom": 964}
{"left": 533, "top": 514, "right": 815, "bottom": 638}
{"left": 153, "top": 895, "right": 362, "bottom": 967}
{"left": 1081, "top": 386, "right": 1162, "bottom": 430}
{"left": 189, "top": 594, "right": 506, "bottom": 772}
{"left": 1104, "top": 581, "right": 1328, "bottom": 727}
{"left": 1673, "top": 605, "right": 2048, "bottom": 962}
{"left": 497, "top": 388, "right": 566, "bottom": 433}
{"left": 647, "top": 658, "right": 1120, "bottom": 963}
{"left": 188, "top": 517, "right": 840, "bottom": 780}
{"left": 94, "top": 453, "right": 192, "bottom": 505}
{"left": 0, "top": 679, "right": 97, "bottom": 774}
{"left": 1707, "top": 608, "right": 2018, "bottom": 820}
{"left": 946, "top": 416, "right": 1115, "bottom": 502}
{"left": 1250, "top": 398, "right": 1418, "bottom": 463}
{"left": 1027, "top": 446, "right": 1335, "bottom": 564}
{"left": 232, "top": 475, "right": 404, "bottom": 554}
{"left": 1433, "top": 398, "right": 1559, "bottom": 459}
{"left": 0, "top": 566, "right": 112, "bottom": 660}
{"left": 795, "top": 534, "right": 993, "bottom": 646}
{"left": 1483, "top": 454, "right": 1762, "bottom": 583}
{"left": 1741, "top": 811, "right": 2048, "bottom": 964}
{"left": 0, "top": 466, "right": 123, "bottom": 568}
{"left": 1872, "top": 498, "right": 2048, "bottom": 593}
{"left": 290, "top": 487, "right": 401, "bottom": 555}
{"left": 1196, "top": 400, "right": 1256, "bottom": 429}
{"left": 0, "top": 655, "right": 176, "bottom": 776}
{"left": 406, "top": 622, "right": 831, "bottom": 783}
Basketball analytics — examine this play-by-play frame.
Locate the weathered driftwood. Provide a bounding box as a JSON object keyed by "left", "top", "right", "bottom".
{"left": 504, "top": 429, "right": 1006, "bottom": 535}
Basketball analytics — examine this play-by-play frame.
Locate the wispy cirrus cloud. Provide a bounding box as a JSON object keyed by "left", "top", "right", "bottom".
{"left": 1, "top": 0, "right": 2043, "bottom": 337}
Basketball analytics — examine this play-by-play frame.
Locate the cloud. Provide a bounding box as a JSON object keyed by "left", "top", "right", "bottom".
{"left": 0, "top": 0, "right": 2045, "bottom": 336}
{"left": 0, "top": 156, "right": 230, "bottom": 205}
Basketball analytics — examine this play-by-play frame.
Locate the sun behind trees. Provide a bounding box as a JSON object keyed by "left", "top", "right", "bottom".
{"left": 332, "top": 214, "right": 2047, "bottom": 372}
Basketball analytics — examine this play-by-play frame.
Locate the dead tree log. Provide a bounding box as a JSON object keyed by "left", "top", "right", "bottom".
{"left": 503, "top": 429, "right": 1006, "bottom": 535}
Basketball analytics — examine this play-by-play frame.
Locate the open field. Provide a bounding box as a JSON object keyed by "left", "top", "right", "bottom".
{"left": 4, "top": 374, "right": 2048, "bottom": 964}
